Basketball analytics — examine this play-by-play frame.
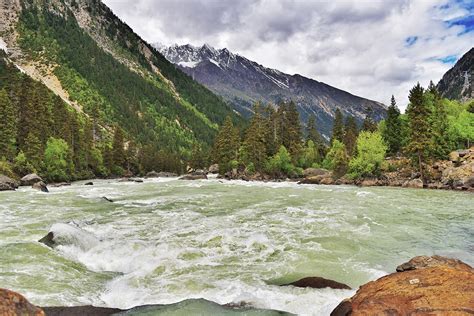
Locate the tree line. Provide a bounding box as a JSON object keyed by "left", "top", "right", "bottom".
{"left": 209, "top": 82, "right": 473, "bottom": 181}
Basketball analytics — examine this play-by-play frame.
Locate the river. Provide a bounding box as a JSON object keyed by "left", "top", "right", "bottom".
{"left": 0, "top": 177, "right": 473, "bottom": 315}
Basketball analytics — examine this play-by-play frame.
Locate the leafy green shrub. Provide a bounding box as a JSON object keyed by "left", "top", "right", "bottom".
{"left": 13, "top": 151, "right": 36, "bottom": 176}
{"left": 298, "top": 140, "right": 320, "bottom": 169}
{"left": 0, "top": 159, "right": 15, "bottom": 178}
{"left": 44, "top": 137, "right": 74, "bottom": 182}
{"left": 245, "top": 162, "right": 256, "bottom": 174}
{"left": 265, "top": 146, "right": 295, "bottom": 177}
{"left": 348, "top": 131, "right": 387, "bottom": 179}
{"left": 322, "top": 140, "right": 348, "bottom": 178}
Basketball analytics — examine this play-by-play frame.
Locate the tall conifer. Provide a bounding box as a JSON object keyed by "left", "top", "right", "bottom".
{"left": 406, "top": 83, "right": 431, "bottom": 180}
{"left": 331, "top": 109, "right": 344, "bottom": 144}
{"left": 383, "top": 95, "right": 402, "bottom": 156}
{"left": 0, "top": 89, "right": 17, "bottom": 160}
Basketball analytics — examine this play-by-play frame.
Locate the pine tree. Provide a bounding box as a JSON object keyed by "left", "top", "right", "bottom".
{"left": 406, "top": 83, "right": 432, "bottom": 180}
{"left": 285, "top": 101, "right": 303, "bottom": 159}
{"left": 331, "top": 108, "right": 344, "bottom": 144}
{"left": 242, "top": 104, "right": 268, "bottom": 170}
{"left": 343, "top": 116, "right": 359, "bottom": 156}
{"left": 0, "top": 89, "right": 17, "bottom": 160}
{"left": 263, "top": 104, "right": 279, "bottom": 156}
{"left": 306, "top": 115, "right": 325, "bottom": 158}
{"left": 362, "top": 106, "right": 377, "bottom": 132}
{"left": 383, "top": 95, "right": 402, "bottom": 156}
{"left": 17, "top": 76, "right": 35, "bottom": 152}
{"left": 24, "top": 132, "right": 44, "bottom": 170}
{"left": 212, "top": 116, "right": 240, "bottom": 173}
{"left": 112, "top": 126, "right": 126, "bottom": 171}
{"left": 189, "top": 143, "right": 208, "bottom": 170}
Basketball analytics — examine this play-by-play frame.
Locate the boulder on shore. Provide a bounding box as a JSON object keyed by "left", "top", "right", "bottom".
{"left": 331, "top": 255, "right": 474, "bottom": 316}
{"left": 402, "top": 178, "right": 423, "bottom": 189}
{"left": 208, "top": 164, "right": 219, "bottom": 174}
{"left": 145, "top": 171, "right": 178, "bottom": 178}
{"left": 0, "top": 288, "right": 44, "bottom": 316}
{"left": 0, "top": 175, "right": 19, "bottom": 191}
{"left": 179, "top": 174, "right": 207, "bottom": 180}
{"left": 32, "top": 181, "right": 48, "bottom": 192}
{"left": 303, "top": 168, "right": 330, "bottom": 178}
{"left": 20, "top": 173, "right": 43, "bottom": 186}
{"left": 282, "top": 277, "right": 351, "bottom": 290}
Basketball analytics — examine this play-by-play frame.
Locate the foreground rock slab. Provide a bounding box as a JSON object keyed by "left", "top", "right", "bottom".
{"left": 0, "top": 288, "right": 45, "bottom": 315}
{"left": 331, "top": 255, "right": 474, "bottom": 315}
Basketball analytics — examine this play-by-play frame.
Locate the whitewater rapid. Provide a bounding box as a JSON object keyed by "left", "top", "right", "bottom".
{"left": 0, "top": 178, "right": 472, "bottom": 315}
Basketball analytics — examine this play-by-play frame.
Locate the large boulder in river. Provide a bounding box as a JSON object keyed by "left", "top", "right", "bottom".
{"left": 331, "top": 255, "right": 474, "bottom": 316}
{"left": 20, "top": 173, "right": 43, "bottom": 186}
{"left": 0, "top": 288, "right": 45, "bottom": 315}
{"left": 282, "top": 277, "right": 351, "bottom": 290}
{"left": 0, "top": 175, "right": 19, "bottom": 191}
{"left": 32, "top": 181, "right": 49, "bottom": 192}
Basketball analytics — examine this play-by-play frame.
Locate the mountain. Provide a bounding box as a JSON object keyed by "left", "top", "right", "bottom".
{"left": 0, "top": 0, "right": 242, "bottom": 176}
{"left": 157, "top": 43, "right": 387, "bottom": 137}
{"left": 437, "top": 47, "right": 474, "bottom": 101}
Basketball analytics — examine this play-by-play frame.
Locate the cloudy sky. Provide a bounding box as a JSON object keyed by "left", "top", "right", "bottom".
{"left": 103, "top": 0, "right": 474, "bottom": 110}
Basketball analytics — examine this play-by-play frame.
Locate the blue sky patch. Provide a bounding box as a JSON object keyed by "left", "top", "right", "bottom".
{"left": 405, "top": 36, "right": 418, "bottom": 47}
{"left": 438, "top": 55, "right": 458, "bottom": 64}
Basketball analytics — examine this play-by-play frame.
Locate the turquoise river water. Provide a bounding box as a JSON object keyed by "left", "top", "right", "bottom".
{"left": 0, "top": 177, "right": 473, "bottom": 315}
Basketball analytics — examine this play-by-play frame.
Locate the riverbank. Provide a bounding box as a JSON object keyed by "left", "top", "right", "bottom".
{"left": 1, "top": 148, "right": 472, "bottom": 192}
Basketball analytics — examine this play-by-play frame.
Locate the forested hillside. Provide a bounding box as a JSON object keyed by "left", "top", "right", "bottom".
{"left": 0, "top": 0, "right": 242, "bottom": 180}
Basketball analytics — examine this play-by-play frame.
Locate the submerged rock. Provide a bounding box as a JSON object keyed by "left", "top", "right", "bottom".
{"left": 41, "top": 306, "right": 122, "bottom": 316}
{"left": 331, "top": 255, "right": 474, "bottom": 316}
{"left": 102, "top": 196, "right": 114, "bottom": 203}
{"left": 40, "top": 299, "right": 290, "bottom": 316}
{"left": 20, "top": 173, "right": 43, "bottom": 186}
{"left": 32, "top": 181, "right": 49, "bottom": 192}
{"left": 50, "top": 182, "right": 71, "bottom": 188}
{"left": 0, "top": 175, "right": 19, "bottom": 191}
{"left": 0, "top": 288, "right": 44, "bottom": 315}
{"left": 38, "top": 231, "right": 56, "bottom": 248}
{"left": 282, "top": 277, "right": 351, "bottom": 290}
{"left": 84, "top": 181, "right": 94, "bottom": 186}
{"left": 38, "top": 223, "right": 100, "bottom": 250}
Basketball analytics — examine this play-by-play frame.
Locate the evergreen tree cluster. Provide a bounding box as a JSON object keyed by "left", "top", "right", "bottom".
{"left": 0, "top": 54, "right": 185, "bottom": 181}
{"left": 212, "top": 101, "right": 327, "bottom": 177}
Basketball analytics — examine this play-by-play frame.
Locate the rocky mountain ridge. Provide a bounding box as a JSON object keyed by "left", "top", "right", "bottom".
{"left": 157, "top": 43, "right": 387, "bottom": 137}
{"left": 437, "top": 47, "right": 474, "bottom": 101}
